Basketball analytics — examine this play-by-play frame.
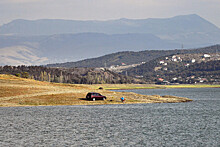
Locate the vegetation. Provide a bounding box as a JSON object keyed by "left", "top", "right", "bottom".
{"left": 0, "top": 66, "right": 142, "bottom": 84}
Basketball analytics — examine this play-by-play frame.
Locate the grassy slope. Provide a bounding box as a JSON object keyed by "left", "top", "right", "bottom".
{"left": 0, "top": 74, "right": 192, "bottom": 107}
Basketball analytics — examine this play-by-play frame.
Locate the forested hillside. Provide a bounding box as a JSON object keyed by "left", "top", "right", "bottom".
{"left": 125, "top": 53, "right": 220, "bottom": 84}
{"left": 47, "top": 45, "right": 220, "bottom": 68}
{"left": 0, "top": 66, "right": 142, "bottom": 84}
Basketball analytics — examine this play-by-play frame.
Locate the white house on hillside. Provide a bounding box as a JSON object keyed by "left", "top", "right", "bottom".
{"left": 203, "top": 54, "right": 211, "bottom": 58}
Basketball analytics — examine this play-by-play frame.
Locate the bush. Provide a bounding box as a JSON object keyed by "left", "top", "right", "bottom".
{"left": 21, "top": 72, "right": 29, "bottom": 78}
{"left": 15, "top": 73, "right": 21, "bottom": 77}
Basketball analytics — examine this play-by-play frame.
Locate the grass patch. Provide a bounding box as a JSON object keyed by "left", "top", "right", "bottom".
{"left": 105, "top": 87, "right": 160, "bottom": 90}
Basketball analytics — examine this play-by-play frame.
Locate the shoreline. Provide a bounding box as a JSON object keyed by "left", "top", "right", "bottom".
{"left": 0, "top": 96, "right": 193, "bottom": 107}
{"left": 0, "top": 100, "right": 193, "bottom": 108}
{"left": 0, "top": 74, "right": 193, "bottom": 107}
{"left": 99, "top": 84, "right": 220, "bottom": 90}
{"left": 0, "top": 93, "right": 193, "bottom": 107}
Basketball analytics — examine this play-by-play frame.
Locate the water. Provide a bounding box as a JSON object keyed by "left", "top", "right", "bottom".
{"left": 0, "top": 88, "right": 219, "bottom": 146}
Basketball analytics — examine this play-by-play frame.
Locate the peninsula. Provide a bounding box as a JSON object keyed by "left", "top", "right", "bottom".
{"left": 0, "top": 74, "right": 192, "bottom": 107}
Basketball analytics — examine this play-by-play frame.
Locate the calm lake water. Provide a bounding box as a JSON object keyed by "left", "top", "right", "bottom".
{"left": 0, "top": 88, "right": 219, "bottom": 146}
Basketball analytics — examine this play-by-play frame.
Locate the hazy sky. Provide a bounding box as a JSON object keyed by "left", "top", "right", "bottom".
{"left": 0, "top": 0, "right": 220, "bottom": 27}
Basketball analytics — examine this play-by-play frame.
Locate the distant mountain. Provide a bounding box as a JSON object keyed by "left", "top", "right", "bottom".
{"left": 0, "top": 33, "right": 178, "bottom": 65}
{"left": 1, "top": 14, "right": 219, "bottom": 36}
{"left": 1, "top": 14, "right": 220, "bottom": 47}
{"left": 37, "top": 33, "right": 179, "bottom": 58}
{"left": 1, "top": 14, "right": 220, "bottom": 65}
{"left": 47, "top": 45, "right": 220, "bottom": 68}
{"left": 0, "top": 46, "right": 48, "bottom": 66}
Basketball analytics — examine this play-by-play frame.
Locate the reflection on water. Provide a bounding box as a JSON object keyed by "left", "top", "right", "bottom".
{"left": 0, "top": 88, "right": 219, "bottom": 146}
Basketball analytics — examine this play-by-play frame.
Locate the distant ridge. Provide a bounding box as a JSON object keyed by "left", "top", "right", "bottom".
{"left": 1, "top": 14, "right": 220, "bottom": 37}
{"left": 1, "top": 14, "right": 220, "bottom": 65}
{"left": 47, "top": 45, "right": 220, "bottom": 68}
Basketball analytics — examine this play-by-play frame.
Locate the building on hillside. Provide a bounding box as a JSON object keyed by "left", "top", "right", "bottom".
{"left": 158, "top": 78, "right": 164, "bottom": 81}
{"left": 162, "top": 80, "right": 170, "bottom": 84}
{"left": 172, "top": 77, "right": 178, "bottom": 81}
{"left": 159, "top": 60, "right": 165, "bottom": 64}
{"left": 203, "top": 54, "right": 211, "bottom": 58}
{"left": 163, "top": 67, "right": 168, "bottom": 71}
{"left": 172, "top": 58, "right": 177, "bottom": 62}
{"left": 185, "top": 63, "right": 190, "bottom": 67}
{"left": 135, "top": 75, "right": 144, "bottom": 78}
{"left": 172, "top": 56, "right": 176, "bottom": 59}
{"left": 110, "top": 65, "right": 116, "bottom": 69}
{"left": 121, "top": 63, "right": 126, "bottom": 66}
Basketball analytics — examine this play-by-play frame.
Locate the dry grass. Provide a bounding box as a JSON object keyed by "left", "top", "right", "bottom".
{"left": 89, "top": 84, "right": 162, "bottom": 90}
{"left": 0, "top": 74, "right": 192, "bottom": 107}
{"left": 0, "top": 86, "right": 47, "bottom": 97}
{"left": 85, "top": 84, "right": 220, "bottom": 90}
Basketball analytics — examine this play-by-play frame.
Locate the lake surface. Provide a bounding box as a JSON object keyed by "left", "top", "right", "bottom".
{"left": 0, "top": 88, "right": 219, "bottom": 146}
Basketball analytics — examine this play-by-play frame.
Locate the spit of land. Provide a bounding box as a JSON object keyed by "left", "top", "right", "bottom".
{"left": 0, "top": 74, "right": 194, "bottom": 107}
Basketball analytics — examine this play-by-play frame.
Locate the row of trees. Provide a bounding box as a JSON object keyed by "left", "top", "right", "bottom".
{"left": 0, "top": 65, "right": 138, "bottom": 84}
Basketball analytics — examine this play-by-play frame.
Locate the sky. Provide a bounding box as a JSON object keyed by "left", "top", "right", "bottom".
{"left": 0, "top": 0, "right": 220, "bottom": 28}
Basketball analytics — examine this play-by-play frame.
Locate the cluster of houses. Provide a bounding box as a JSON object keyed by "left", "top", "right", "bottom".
{"left": 157, "top": 75, "right": 214, "bottom": 85}
{"left": 155, "top": 53, "right": 215, "bottom": 72}
{"left": 103, "top": 53, "right": 219, "bottom": 84}
{"left": 155, "top": 53, "right": 220, "bottom": 84}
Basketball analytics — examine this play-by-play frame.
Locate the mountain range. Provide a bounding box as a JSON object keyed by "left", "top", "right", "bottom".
{"left": 1, "top": 14, "right": 220, "bottom": 66}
